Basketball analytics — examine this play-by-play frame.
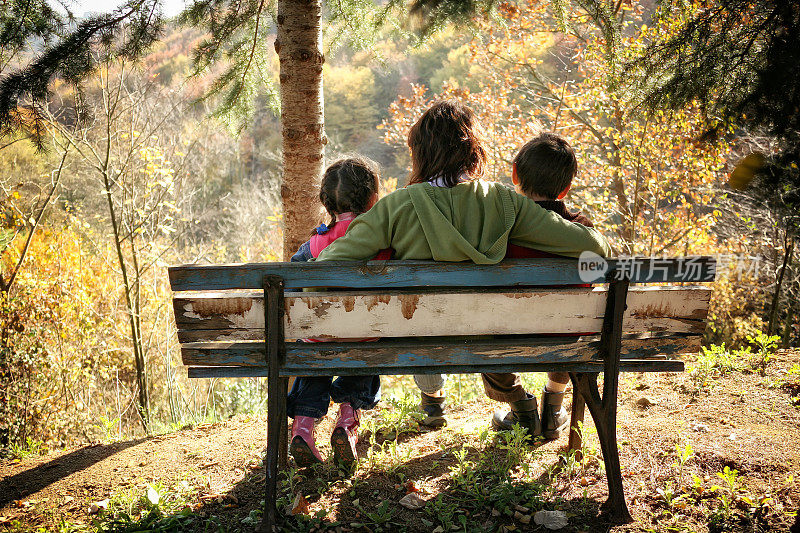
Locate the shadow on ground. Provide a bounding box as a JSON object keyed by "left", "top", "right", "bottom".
{"left": 0, "top": 438, "right": 146, "bottom": 507}
{"left": 185, "top": 439, "right": 617, "bottom": 532}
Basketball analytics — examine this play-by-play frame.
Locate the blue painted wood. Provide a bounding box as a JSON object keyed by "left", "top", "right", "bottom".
{"left": 168, "top": 257, "right": 716, "bottom": 291}
{"left": 187, "top": 359, "right": 684, "bottom": 378}
{"left": 180, "top": 335, "right": 697, "bottom": 370}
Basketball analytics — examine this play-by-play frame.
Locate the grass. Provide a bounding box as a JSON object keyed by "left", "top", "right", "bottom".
{"left": 8, "top": 437, "right": 48, "bottom": 461}
{"left": 5, "top": 357, "right": 799, "bottom": 533}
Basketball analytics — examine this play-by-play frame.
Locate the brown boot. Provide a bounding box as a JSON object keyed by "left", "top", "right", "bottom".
{"left": 491, "top": 394, "right": 541, "bottom": 437}
{"left": 540, "top": 389, "right": 569, "bottom": 440}
{"left": 419, "top": 392, "right": 447, "bottom": 428}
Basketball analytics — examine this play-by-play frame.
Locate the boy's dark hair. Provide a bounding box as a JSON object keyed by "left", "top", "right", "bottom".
{"left": 318, "top": 157, "right": 380, "bottom": 232}
{"left": 407, "top": 100, "right": 487, "bottom": 187}
{"left": 513, "top": 133, "right": 578, "bottom": 199}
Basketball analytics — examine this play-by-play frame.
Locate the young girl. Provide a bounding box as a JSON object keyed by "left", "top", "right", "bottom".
{"left": 288, "top": 157, "right": 390, "bottom": 468}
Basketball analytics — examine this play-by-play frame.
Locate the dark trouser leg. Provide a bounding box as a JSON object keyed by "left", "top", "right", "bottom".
{"left": 287, "top": 376, "right": 333, "bottom": 419}
{"left": 330, "top": 375, "right": 381, "bottom": 410}
{"left": 547, "top": 371, "right": 570, "bottom": 386}
{"left": 481, "top": 372, "right": 528, "bottom": 403}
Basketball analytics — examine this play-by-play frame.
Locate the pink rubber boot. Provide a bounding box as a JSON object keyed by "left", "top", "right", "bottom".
{"left": 331, "top": 403, "right": 360, "bottom": 466}
{"left": 290, "top": 416, "right": 324, "bottom": 467}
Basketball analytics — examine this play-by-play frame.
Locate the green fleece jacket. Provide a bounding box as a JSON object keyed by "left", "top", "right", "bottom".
{"left": 316, "top": 180, "right": 612, "bottom": 263}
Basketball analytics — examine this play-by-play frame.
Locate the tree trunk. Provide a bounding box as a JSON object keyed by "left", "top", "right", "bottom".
{"left": 767, "top": 237, "right": 794, "bottom": 335}
{"left": 781, "top": 287, "right": 797, "bottom": 348}
{"left": 276, "top": 0, "right": 325, "bottom": 261}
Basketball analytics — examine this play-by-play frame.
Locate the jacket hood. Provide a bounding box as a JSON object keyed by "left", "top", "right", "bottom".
{"left": 406, "top": 181, "right": 515, "bottom": 264}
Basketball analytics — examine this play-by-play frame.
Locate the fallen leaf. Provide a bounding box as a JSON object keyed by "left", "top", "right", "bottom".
{"left": 291, "top": 493, "right": 309, "bottom": 515}
{"left": 399, "top": 492, "right": 426, "bottom": 510}
{"left": 404, "top": 480, "right": 420, "bottom": 494}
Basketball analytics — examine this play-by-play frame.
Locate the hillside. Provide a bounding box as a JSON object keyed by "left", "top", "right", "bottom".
{"left": 2, "top": 350, "right": 799, "bottom": 532}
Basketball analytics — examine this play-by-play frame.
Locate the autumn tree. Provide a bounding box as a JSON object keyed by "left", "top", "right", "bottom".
{"left": 633, "top": 0, "right": 800, "bottom": 338}
{"left": 383, "top": 0, "right": 731, "bottom": 256}
{"left": 0, "top": 0, "right": 408, "bottom": 260}
{"left": 49, "top": 60, "right": 194, "bottom": 428}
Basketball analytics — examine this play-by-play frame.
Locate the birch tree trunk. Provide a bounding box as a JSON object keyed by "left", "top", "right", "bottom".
{"left": 276, "top": 0, "right": 325, "bottom": 261}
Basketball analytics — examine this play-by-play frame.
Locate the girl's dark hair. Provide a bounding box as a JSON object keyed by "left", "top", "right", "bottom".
{"left": 407, "top": 100, "right": 487, "bottom": 187}
{"left": 317, "top": 157, "right": 380, "bottom": 233}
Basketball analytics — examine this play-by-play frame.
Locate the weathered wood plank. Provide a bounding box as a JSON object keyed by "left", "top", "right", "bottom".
{"left": 174, "top": 286, "right": 710, "bottom": 341}
{"left": 187, "top": 359, "right": 685, "bottom": 378}
{"left": 180, "top": 335, "right": 700, "bottom": 370}
{"left": 168, "top": 257, "right": 716, "bottom": 291}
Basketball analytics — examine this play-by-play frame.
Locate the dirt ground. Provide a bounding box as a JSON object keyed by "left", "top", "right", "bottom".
{"left": 2, "top": 350, "right": 799, "bottom": 532}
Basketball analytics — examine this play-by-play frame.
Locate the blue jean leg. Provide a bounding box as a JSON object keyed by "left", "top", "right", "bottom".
{"left": 287, "top": 375, "right": 381, "bottom": 418}
{"left": 330, "top": 376, "right": 381, "bottom": 410}
{"left": 287, "top": 376, "right": 333, "bottom": 418}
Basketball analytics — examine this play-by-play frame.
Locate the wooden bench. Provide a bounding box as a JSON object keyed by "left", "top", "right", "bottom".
{"left": 168, "top": 257, "right": 716, "bottom": 529}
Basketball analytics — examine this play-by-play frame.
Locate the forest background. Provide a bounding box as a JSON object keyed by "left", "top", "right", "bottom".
{"left": 1, "top": 0, "right": 796, "bottom": 454}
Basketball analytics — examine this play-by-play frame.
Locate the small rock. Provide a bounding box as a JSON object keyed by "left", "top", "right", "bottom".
{"left": 635, "top": 397, "right": 655, "bottom": 409}
{"left": 88, "top": 499, "right": 109, "bottom": 515}
{"left": 432, "top": 527, "right": 444, "bottom": 533}
{"left": 399, "top": 492, "right": 426, "bottom": 510}
{"left": 533, "top": 510, "right": 568, "bottom": 530}
{"left": 690, "top": 422, "right": 709, "bottom": 433}
{"left": 146, "top": 485, "right": 160, "bottom": 505}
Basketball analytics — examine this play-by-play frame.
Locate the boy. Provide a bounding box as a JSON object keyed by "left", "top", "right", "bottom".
{"left": 419, "top": 132, "right": 594, "bottom": 440}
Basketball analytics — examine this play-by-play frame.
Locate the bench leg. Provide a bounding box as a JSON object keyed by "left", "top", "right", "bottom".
{"left": 262, "top": 375, "right": 286, "bottom": 531}
{"left": 261, "top": 275, "right": 286, "bottom": 533}
{"left": 279, "top": 377, "right": 289, "bottom": 470}
{"left": 567, "top": 373, "right": 586, "bottom": 461}
{"left": 572, "top": 372, "right": 632, "bottom": 524}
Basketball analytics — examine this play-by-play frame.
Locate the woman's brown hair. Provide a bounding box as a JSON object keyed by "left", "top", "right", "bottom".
{"left": 407, "top": 100, "right": 487, "bottom": 187}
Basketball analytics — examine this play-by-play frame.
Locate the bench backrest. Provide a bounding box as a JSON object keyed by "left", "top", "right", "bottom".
{"left": 168, "top": 258, "right": 716, "bottom": 378}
